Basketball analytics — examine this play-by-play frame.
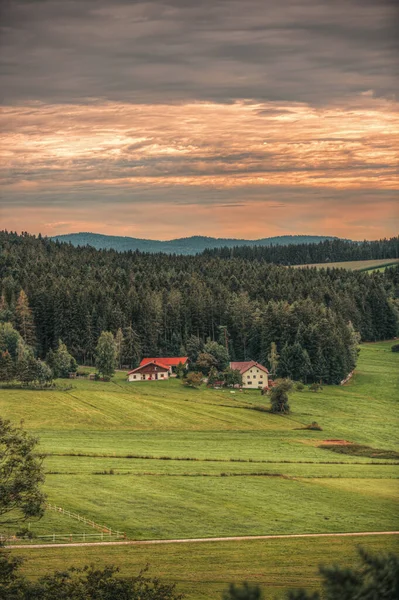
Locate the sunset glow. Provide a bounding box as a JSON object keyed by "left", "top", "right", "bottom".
{"left": 0, "top": 0, "right": 398, "bottom": 239}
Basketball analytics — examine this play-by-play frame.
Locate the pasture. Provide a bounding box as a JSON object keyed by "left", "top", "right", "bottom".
{"left": 293, "top": 258, "right": 399, "bottom": 271}
{"left": 2, "top": 340, "right": 399, "bottom": 598}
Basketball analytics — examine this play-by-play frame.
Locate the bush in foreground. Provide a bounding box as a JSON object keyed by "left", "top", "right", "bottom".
{"left": 0, "top": 553, "right": 184, "bottom": 600}
{"left": 222, "top": 548, "right": 399, "bottom": 600}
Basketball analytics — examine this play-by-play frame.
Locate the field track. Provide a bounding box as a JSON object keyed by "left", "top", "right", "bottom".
{"left": 8, "top": 531, "right": 399, "bottom": 550}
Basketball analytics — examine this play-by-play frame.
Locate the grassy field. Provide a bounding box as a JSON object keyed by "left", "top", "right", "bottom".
{"left": 13, "top": 535, "right": 399, "bottom": 599}
{"left": 2, "top": 340, "right": 398, "bottom": 598}
{"left": 294, "top": 258, "right": 399, "bottom": 271}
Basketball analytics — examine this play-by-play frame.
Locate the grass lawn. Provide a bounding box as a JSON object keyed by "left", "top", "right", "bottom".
{"left": 14, "top": 535, "right": 399, "bottom": 599}
{"left": 2, "top": 340, "right": 398, "bottom": 597}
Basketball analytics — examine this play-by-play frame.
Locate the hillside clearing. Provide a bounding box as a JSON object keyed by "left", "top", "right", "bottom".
{"left": 2, "top": 341, "right": 399, "bottom": 598}
{"left": 294, "top": 258, "right": 399, "bottom": 271}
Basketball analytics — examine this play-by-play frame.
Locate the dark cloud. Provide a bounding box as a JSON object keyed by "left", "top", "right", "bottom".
{"left": 0, "top": 0, "right": 397, "bottom": 106}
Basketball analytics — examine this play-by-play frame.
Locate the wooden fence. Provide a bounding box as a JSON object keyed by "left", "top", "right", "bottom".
{"left": 1, "top": 531, "right": 125, "bottom": 544}
{"left": 0, "top": 503, "right": 125, "bottom": 544}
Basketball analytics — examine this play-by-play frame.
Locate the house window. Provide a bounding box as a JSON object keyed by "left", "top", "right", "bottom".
{"left": 253, "top": 375, "right": 256, "bottom": 378}
{"left": 161, "top": 374, "right": 164, "bottom": 378}
{"left": 248, "top": 380, "right": 252, "bottom": 384}
{"left": 247, "top": 375, "right": 251, "bottom": 379}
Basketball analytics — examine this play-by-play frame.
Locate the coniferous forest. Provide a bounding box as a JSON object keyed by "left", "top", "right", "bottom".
{"left": 0, "top": 231, "right": 398, "bottom": 385}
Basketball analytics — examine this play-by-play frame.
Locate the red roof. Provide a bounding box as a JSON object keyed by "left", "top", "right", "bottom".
{"left": 229, "top": 361, "right": 269, "bottom": 375}
{"left": 139, "top": 357, "right": 188, "bottom": 368}
{"left": 128, "top": 361, "right": 170, "bottom": 375}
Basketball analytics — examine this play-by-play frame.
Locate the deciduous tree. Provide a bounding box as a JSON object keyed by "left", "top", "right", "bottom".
{"left": 0, "top": 418, "right": 46, "bottom": 522}
{"left": 95, "top": 331, "right": 117, "bottom": 378}
{"left": 269, "top": 379, "right": 293, "bottom": 414}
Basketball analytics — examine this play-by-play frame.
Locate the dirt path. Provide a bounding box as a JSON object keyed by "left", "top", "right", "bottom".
{"left": 7, "top": 531, "right": 399, "bottom": 550}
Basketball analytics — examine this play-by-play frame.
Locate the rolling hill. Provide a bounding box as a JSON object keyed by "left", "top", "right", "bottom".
{"left": 51, "top": 233, "right": 340, "bottom": 254}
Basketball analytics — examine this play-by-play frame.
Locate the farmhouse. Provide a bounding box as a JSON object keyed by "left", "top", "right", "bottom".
{"left": 230, "top": 360, "right": 269, "bottom": 389}
{"left": 128, "top": 356, "right": 189, "bottom": 382}
{"left": 139, "top": 356, "right": 189, "bottom": 374}
{"left": 128, "top": 361, "right": 170, "bottom": 382}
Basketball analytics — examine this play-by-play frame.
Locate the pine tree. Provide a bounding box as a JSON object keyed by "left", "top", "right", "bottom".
{"left": 186, "top": 335, "right": 203, "bottom": 364}
{"left": 267, "top": 342, "right": 279, "bottom": 378}
{"left": 122, "top": 325, "right": 141, "bottom": 369}
{"left": 115, "top": 328, "right": 124, "bottom": 369}
{"left": 15, "top": 290, "right": 36, "bottom": 348}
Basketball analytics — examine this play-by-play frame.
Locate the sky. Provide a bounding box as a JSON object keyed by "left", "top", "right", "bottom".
{"left": 0, "top": 0, "right": 398, "bottom": 241}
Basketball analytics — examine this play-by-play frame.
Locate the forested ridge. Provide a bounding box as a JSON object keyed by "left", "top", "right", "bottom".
{"left": 0, "top": 231, "right": 398, "bottom": 384}
{"left": 51, "top": 232, "right": 339, "bottom": 254}
{"left": 205, "top": 236, "right": 399, "bottom": 264}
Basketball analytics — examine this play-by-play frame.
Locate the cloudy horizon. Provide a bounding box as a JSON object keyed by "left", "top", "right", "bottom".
{"left": 0, "top": 0, "right": 398, "bottom": 240}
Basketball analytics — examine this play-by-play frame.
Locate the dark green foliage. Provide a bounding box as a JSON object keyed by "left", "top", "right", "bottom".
{"left": 223, "top": 368, "right": 243, "bottom": 387}
{"left": 223, "top": 549, "right": 399, "bottom": 600}
{"left": 0, "top": 351, "right": 14, "bottom": 382}
{"left": 15, "top": 290, "right": 36, "bottom": 348}
{"left": 95, "top": 331, "right": 117, "bottom": 378}
{"left": 196, "top": 352, "right": 218, "bottom": 374}
{"left": 122, "top": 324, "right": 141, "bottom": 369}
{"left": 207, "top": 235, "right": 399, "bottom": 265}
{"left": 207, "top": 366, "right": 219, "bottom": 385}
{"left": 270, "top": 379, "right": 293, "bottom": 414}
{"left": 0, "top": 322, "right": 24, "bottom": 362}
{"left": 46, "top": 340, "right": 77, "bottom": 378}
{"left": 222, "top": 582, "right": 263, "bottom": 599}
{"left": 0, "top": 418, "right": 46, "bottom": 521}
{"left": 203, "top": 340, "right": 230, "bottom": 371}
{"left": 0, "top": 552, "right": 184, "bottom": 600}
{"left": 391, "top": 343, "right": 399, "bottom": 352}
{"left": 316, "top": 548, "right": 399, "bottom": 600}
{"left": 0, "top": 232, "right": 397, "bottom": 385}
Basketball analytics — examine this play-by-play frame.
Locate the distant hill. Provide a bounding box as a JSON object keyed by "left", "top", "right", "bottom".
{"left": 51, "top": 233, "right": 341, "bottom": 255}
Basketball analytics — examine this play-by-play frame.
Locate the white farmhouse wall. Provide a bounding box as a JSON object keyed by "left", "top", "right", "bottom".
{"left": 128, "top": 371, "right": 169, "bottom": 382}
{"left": 241, "top": 366, "right": 268, "bottom": 389}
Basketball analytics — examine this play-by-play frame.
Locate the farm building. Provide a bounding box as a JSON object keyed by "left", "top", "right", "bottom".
{"left": 229, "top": 360, "right": 269, "bottom": 389}
{"left": 139, "top": 357, "right": 189, "bottom": 374}
{"left": 128, "top": 356, "right": 189, "bottom": 382}
{"left": 128, "top": 361, "right": 170, "bottom": 382}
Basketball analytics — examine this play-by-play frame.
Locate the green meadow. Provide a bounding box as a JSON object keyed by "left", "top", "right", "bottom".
{"left": 2, "top": 340, "right": 399, "bottom": 598}
{"left": 12, "top": 535, "right": 399, "bottom": 600}
{"left": 294, "top": 258, "right": 399, "bottom": 271}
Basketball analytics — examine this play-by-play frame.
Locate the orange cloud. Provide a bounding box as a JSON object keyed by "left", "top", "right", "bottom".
{"left": 0, "top": 96, "right": 398, "bottom": 239}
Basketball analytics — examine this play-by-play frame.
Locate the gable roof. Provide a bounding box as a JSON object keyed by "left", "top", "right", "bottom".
{"left": 128, "top": 361, "right": 170, "bottom": 375}
{"left": 139, "top": 357, "right": 188, "bottom": 368}
{"left": 229, "top": 360, "right": 269, "bottom": 375}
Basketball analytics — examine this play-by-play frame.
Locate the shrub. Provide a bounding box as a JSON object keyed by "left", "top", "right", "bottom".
{"left": 309, "top": 382, "right": 323, "bottom": 392}
{"left": 304, "top": 422, "right": 323, "bottom": 431}
{"left": 295, "top": 382, "right": 305, "bottom": 391}
{"left": 391, "top": 343, "right": 399, "bottom": 352}
{"left": 270, "top": 379, "right": 293, "bottom": 414}
{"left": 184, "top": 372, "right": 203, "bottom": 388}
